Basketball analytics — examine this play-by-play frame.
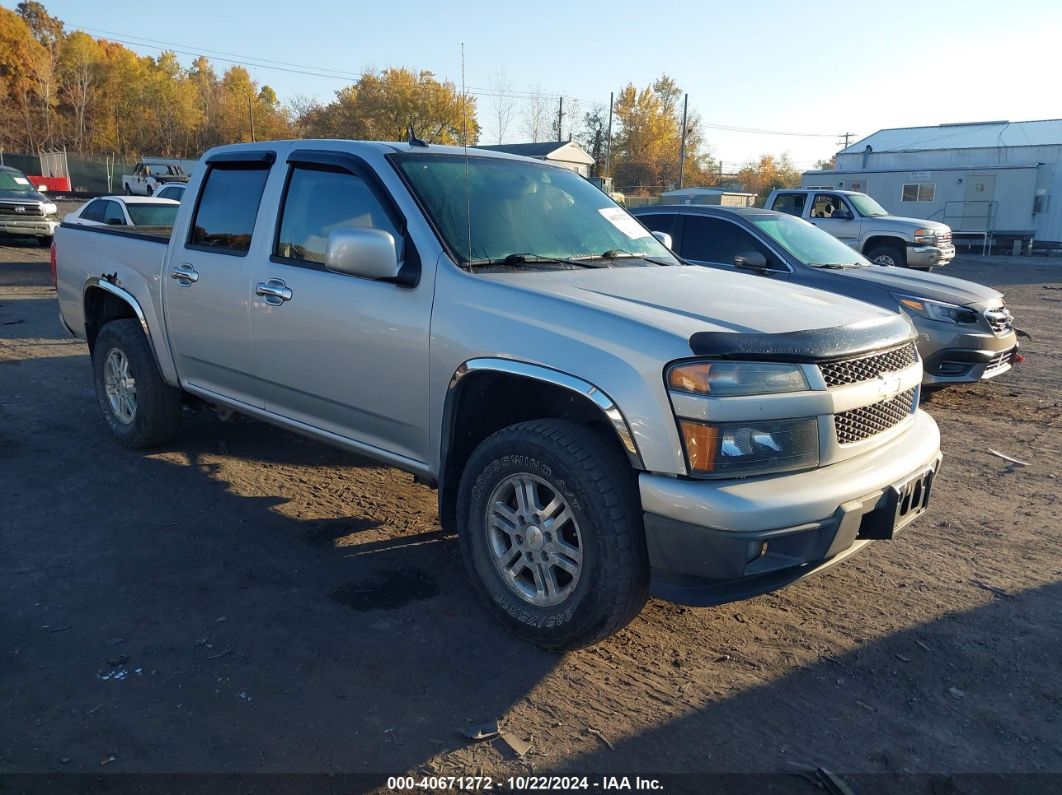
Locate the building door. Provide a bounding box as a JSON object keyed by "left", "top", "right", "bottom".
{"left": 961, "top": 174, "right": 996, "bottom": 231}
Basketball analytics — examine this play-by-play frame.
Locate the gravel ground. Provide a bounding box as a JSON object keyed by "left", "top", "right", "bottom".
{"left": 1, "top": 236, "right": 1060, "bottom": 792}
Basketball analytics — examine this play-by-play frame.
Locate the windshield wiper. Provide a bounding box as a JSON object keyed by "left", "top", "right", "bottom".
{"left": 600, "top": 248, "right": 675, "bottom": 267}
{"left": 473, "top": 252, "right": 608, "bottom": 269}
{"left": 807, "top": 262, "right": 861, "bottom": 269}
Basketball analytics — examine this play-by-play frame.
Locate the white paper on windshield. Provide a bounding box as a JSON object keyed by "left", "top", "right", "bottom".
{"left": 599, "top": 207, "right": 651, "bottom": 239}
{"left": 13, "top": 177, "right": 30, "bottom": 185}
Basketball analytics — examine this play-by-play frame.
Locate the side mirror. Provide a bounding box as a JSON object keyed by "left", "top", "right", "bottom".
{"left": 105, "top": 217, "right": 125, "bottom": 226}
{"left": 651, "top": 230, "right": 673, "bottom": 249}
{"left": 734, "top": 251, "right": 768, "bottom": 270}
{"left": 325, "top": 227, "right": 402, "bottom": 280}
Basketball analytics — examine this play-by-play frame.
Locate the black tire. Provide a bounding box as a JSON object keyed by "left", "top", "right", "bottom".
{"left": 457, "top": 419, "right": 649, "bottom": 651}
{"left": 36, "top": 236, "right": 51, "bottom": 248}
{"left": 92, "top": 319, "right": 182, "bottom": 448}
{"left": 866, "top": 243, "right": 907, "bottom": 268}
{"left": 145, "top": 185, "right": 154, "bottom": 196}
{"left": 124, "top": 185, "right": 132, "bottom": 196}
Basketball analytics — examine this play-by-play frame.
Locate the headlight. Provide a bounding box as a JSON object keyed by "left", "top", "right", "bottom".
{"left": 913, "top": 228, "right": 938, "bottom": 245}
{"left": 667, "top": 361, "right": 807, "bottom": 396}
{"left": 678, "top": 417, "right": 819, "bottom": 477}
{"left": 894, "top": 294, "right": 978, "bottom": 324}
{"left": 42, "top": 202, "right": 57, "bottom": 215}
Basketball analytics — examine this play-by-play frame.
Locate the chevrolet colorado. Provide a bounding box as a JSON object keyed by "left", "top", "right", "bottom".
{"left": 54, "top": 140, "right": 942, "bottom": 649}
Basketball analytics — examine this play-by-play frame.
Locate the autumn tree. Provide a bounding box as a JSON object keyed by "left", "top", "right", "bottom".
{"left": 298, "top": 68, "right": 477, "bottom": 144}
{"left": 736, "top": 153, "right": 803, "bottom": 197}
{"left": 577, "top": 107, "right": 608, "bottom": 177}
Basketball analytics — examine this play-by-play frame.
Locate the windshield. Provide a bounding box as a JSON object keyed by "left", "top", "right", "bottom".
{"left": 396, "top": 154, "right": 677, "bottom": 268}
{"left": 125, "top": 203, "right": 178, "bottom": 227}
{"left": 749, "top": 213, "right": 869, "bottom": 267}
{"left": 848, "top": 193, "right": 889, "bottom": 217}
{"left": 0, "top": 168, "right": 38, "bottom": 197}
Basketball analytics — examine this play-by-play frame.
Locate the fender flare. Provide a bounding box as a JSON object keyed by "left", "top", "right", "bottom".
{"left": 443, "top": 357, "right": 644, "bottom": 470}
{"left": 83, "top": 276, "right": 165, "bottom": 376}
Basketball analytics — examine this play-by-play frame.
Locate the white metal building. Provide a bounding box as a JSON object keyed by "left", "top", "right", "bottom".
{"left": 476, "top": 141, "right": 596, "bottom": 178}
{"left": 802, "top": 119, "right": 1062, "bottom": 249}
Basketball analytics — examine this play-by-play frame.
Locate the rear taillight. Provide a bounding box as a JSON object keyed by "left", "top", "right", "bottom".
{"left": 49, "top": 240, "right": 57, "bottom": 287}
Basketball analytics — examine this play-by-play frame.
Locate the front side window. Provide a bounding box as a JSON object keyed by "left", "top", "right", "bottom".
{"left": 770, "top": 193, "right": 806, "bottom": 216}
{"left": 276, "top": 166, "right": 400, "bottom": 264}
{"left": 126, "top": 203, "right": 178, "bottom": 227}
{"left": 811, "top": 194, "right": 853, "bottom": 220}
{"left": 901, "top": 183, "right": 935, "bottom": 202}
{"left": 396, "top": 154, "right": 676, "bottom": 268}
{"left": 682, "top": 216, "right": 780, "bottom": 269}
{"left": 102, "top": 201, "right": 126, "bottom": 225}
{"left": 188, "top": 166, "right": 270, "bottom": 253}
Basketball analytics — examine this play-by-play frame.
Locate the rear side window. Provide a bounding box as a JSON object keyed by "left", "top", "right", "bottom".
{"left": 80, "top": 200, "right": 105, "bottom": 222}
{"left": 275, "top": 166, "right": 400, "bottom": 265}
{"left": 188, "top": 166, "right": 270, "bottom": 253}
{"left": 770, "top": 193, "right": 806, "bottom": 216}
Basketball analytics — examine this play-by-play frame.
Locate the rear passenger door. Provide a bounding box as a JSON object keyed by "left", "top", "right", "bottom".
{"left": 163, "top": 152, "right": 274, "bottom": 407}
{"left": 248, "top": 151, "right": 432, "bottom": 465}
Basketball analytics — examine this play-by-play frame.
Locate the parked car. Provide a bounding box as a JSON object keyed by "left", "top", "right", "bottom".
{"left": 154, "top": 183, "right": 186, "bottom": 202}
{"left": 121, "top": 162, "right": 189, "bottom": 196}
{"left": 0, "top": 164, "right": 60, "bottom": 246}
{"left": 65, "top": 196, "right": 179, "bottom": 230}
{"left": 54, "top": 140, "right": 942, "bottom": 650}
{"left": 764, "top": 188, "right": 954, "bottom": 270}
{"left": 632, "top": 205, "right": 1019, "bottom": 387}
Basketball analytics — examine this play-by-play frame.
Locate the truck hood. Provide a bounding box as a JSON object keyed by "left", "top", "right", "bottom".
{"left": 867, "top": 216, "right": 950, "bottom": 233}
{"left": 480, "top": 265, "right": 913, "bottom": 349}
{"left": 833, "top": 264, "right": 1003, "bottom": 307}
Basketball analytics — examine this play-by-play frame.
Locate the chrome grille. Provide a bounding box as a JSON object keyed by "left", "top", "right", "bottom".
{"left": 0, "top": 203, "right": 44, "bottom": 217}
{"left": 983, "top": 347, "right": 1015, "bottom": 377}
{"left": 937, "top": 230, "right": 952, "bottom": 245}
{"left": 834, "top": 388, "right": 916, "bottom": 444}
{"left": 984, "top": 305, "right": 1013, "bottom": 335}
{"left": 819, "top": 343, "right": 917, "bottom": 388}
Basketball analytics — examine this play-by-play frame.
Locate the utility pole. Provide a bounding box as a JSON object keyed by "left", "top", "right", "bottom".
{"left": 604, "top": 91, "right": 614, "bottom": 178}
{"left": 556, "top": 96, "right": 564, "bottom": 142}
{"left": 678, "top": 93, "right": 688, "bottom": 189}
{"left": 248, "top": 93, "right": 257, "bottom": 142}
{"left": 837, "top": 131, "right": 855, "bottom": 149}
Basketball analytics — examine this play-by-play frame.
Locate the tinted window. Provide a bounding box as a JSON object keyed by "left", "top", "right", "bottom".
{"left": 80, "top": 200, "right": 106, "bottom": 222}
{"left": 771, "top": 193, "right": 806, "bottom": 216}
{"left": 102, "top": 201, "right": 125, "bottom": 225}
{"left": 189, "top": 166, "right": 270, "bottom": 253}
{"left": 276, "top": 166, "right": 400, "bottom": 264}
{"left": 157, "top": 185, "right": 184, "bottom": 201}
{"left": 682, "top": 216, "right": 779, "bottom": 269}
{"left": 639, "top": 213, "right": 679, "bottom": 240}
{"left": 810, "top": 193, "right": 853, "bottom": 220}
{"left": 126, "top": 203, "right": 178, "bottom": 227}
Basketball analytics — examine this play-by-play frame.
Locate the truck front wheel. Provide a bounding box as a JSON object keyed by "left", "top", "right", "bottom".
{"left": 866, "top": 243, "right": 906, "bottom": 268}
{"left": 457, "top": 419, "right": 649, "bottom": 651}
{"left": 92, "top": 319, "right": 182, "bottom": 448}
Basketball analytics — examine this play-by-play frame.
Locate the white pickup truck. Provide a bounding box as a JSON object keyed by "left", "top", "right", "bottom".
{"left": 766, "top": 188, "right": 955, "bottom": 270}
{"left": 121, "top": 162, "right": 190, "bottom": 196}
{"left": 54, "top": 140, "right": 943, "bottom": 649}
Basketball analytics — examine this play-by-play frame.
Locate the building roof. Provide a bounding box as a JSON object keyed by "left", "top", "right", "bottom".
{"left": 840, "top": 119, "right": 1062, "bottom": 154}
{"left": 477, "top": 141, "right": 595, "bottom": 165}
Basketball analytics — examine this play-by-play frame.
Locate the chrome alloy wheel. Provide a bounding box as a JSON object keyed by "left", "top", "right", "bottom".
{"left": 485, "top": 473, "right": 584, "bottom": 607}
{"left": 103, "top": 348, "right": 137, "bottom": 424}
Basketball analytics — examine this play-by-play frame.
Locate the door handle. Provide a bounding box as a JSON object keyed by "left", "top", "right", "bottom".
{"left": 256, "top": 278, "right": 292, "bottom": 305}
{"left": 170, "top": 263, "right": 199, "bottom": 284}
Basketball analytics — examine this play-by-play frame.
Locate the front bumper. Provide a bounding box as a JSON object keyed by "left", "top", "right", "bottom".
{"left": 0, "top": 218, "right": 59, "bottom": 238}
{"left": 640, "top": 410, "right": 942, "bottom": 606}
{"left": 917, "top": 323, "right": 1019, "bottom": 385}
{"left": 907, "top": 243, "right": 955, "bottom": 269}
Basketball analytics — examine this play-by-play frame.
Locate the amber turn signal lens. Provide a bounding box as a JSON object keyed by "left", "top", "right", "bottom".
{"left": 669, "top": 363, "right": 712, "bottom": 394}
{"left": 900, "top": 298, "right": 924, "bottom": 311}
{"left": 679, "top": 420, "right": 719, "bottom": 473}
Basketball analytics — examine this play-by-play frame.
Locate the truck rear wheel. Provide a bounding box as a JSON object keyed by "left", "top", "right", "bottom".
{"left": 866, "top": 243, "right": 906, "bottom": 268}
{"left": 457, "top": 419, "right": 649, "bottom": 651}
{"left": 92, "top": 319, "right": 182, "bottom": 448}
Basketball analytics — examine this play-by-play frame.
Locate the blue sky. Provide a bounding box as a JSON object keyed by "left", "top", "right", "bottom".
{"left": 11, "top": 0, "right": 1062, "bottom": 169}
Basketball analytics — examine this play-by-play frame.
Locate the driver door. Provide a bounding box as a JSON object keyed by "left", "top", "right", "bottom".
{"left": 809, "top": 193, "right": 861, "bottom": 249}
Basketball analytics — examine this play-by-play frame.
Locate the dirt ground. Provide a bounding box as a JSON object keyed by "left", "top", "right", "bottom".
{"left": 1, "top": 231, "right": 1060, "bottom": 793}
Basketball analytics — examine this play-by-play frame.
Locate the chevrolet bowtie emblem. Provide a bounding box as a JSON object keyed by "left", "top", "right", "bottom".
{"left": 878, "top": 372, "right": 902, "bottom": 400}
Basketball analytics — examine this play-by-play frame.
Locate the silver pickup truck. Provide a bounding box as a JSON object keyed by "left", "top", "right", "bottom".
{"left": 766, "top": 188, "right": 955, "bottom": 270}
{"left": 55, "top": 140, "right": 942, "bottom": 649}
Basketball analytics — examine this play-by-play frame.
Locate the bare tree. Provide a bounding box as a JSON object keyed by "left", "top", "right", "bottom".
{"left": 487, "top": 68, "right": 516, "bottom": 145}
{"left": 522, "top": 86, "right": 551, "bottom": 143}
